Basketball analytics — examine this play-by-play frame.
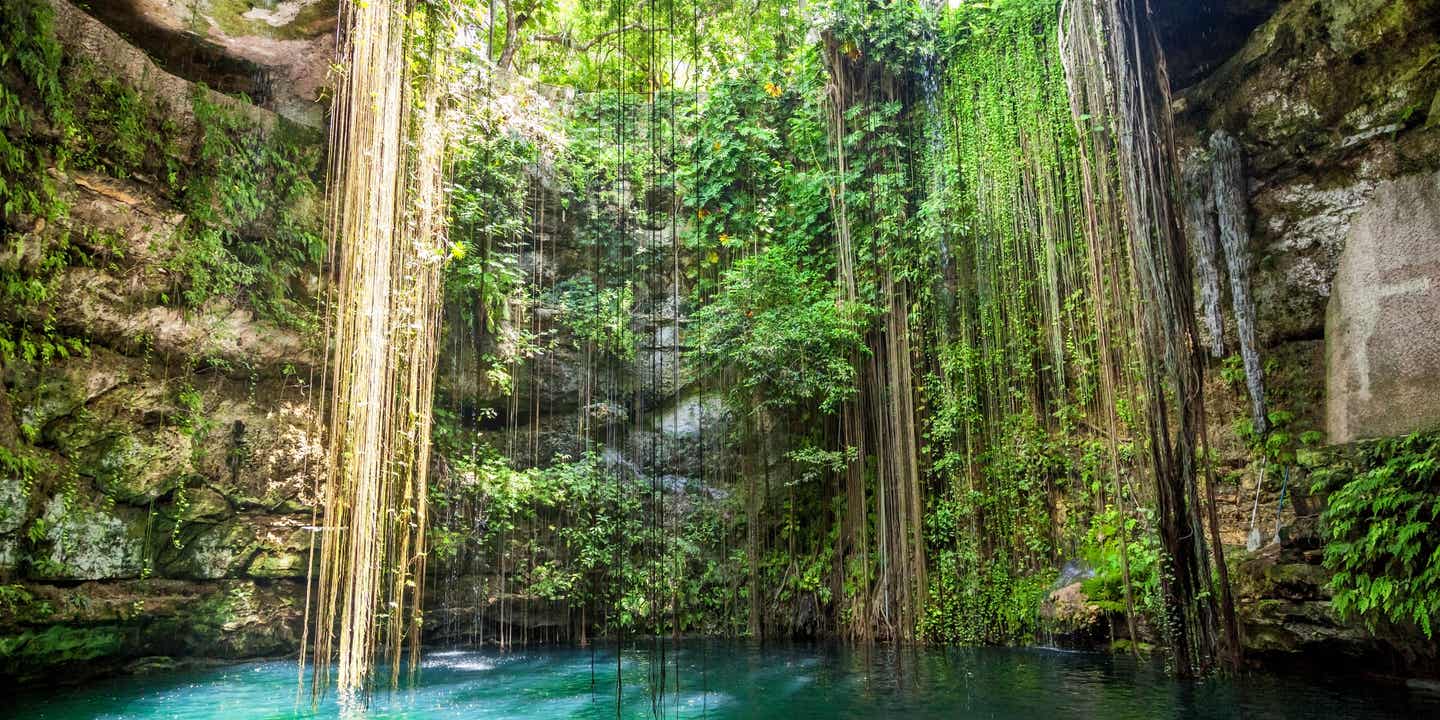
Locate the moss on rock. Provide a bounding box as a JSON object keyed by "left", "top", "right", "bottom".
{"left": 0, "top": 625, "right": 126, "bottom": 680}
{"left": 34, "top": 493, "right": 147, "bottom": 581}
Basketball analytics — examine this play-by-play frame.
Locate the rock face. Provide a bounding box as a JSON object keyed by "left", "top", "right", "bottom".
{"left": 1177, "top": 0, "right": 1440, "bottom": 346}
{"left": 1, "top": 0, "right": 320, "bottom": 686}
{"left": 1156, "top": 0, "right": 1282, "bottom": 90}
{"left": 82, "top": 0, "right": 335, "bottom": 126}
{"left": 1173, "top": 0, "right": 1440, "bottom": 673}
{"left": 1326, "top": 172, "right": 1440, "bottom": 442}
{"left": 0, "top": 579, "right": 305, "bottom": 685}
{"left": 1175, "top": 0, "right": 1439, "bottom": 544}
{"left": 1233, "top": 516, "right": 1437, "bottom": 675}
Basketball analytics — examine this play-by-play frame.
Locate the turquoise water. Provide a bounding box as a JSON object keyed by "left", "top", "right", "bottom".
{"left": 7, "top": 643, "right": 1435, "bottom": 719}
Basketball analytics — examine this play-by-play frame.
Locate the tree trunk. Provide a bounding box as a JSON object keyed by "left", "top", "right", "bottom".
{"left": 496, "top": 0, "right": 525, "bottom": 71}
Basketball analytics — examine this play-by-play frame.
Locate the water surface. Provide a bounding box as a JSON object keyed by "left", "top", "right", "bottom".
{"left": 7, "top": 643, "right": 1434, "bottom": 719}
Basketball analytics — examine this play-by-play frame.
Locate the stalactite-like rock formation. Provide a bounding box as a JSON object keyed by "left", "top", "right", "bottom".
{"left": 1210, "top": 130, "right": 1268, "bottom": 435}
{"left": 1184, "top": 157, "right": 1227, "bottom": 359}
{"left": 305, "top": 0, "right": 453, "bottom": 702}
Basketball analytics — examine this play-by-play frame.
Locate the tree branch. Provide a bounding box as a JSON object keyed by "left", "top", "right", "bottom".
{"left": 533, "top": 23, "right": 655, "bottom": 53}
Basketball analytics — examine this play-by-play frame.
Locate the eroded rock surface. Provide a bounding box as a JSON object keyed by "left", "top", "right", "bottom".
{"left": 1325, "top": 172, "right": 1440, "bottom": 442}
{"left": 81, "top": 0, "right": 335, "bottom": 126}
{"left": 1, "top": 0, "right": 321, "bottom": 686}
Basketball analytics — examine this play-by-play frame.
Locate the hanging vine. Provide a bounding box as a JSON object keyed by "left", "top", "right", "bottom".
{"left": 304, "top": 0, "right": 456, "bottom": 702}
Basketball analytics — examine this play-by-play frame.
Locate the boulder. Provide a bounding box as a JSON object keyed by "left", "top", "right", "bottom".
{"left": 1326, "top": 171, "right": 1440, "bottom": 442}
{"left": 1040, "top": 582, "right": 1106, "bottom": 648}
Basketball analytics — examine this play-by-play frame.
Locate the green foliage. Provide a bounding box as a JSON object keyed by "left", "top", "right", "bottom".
{"left": 760, "top": 491, "right": 838, "bottom": 627}
{"left": 0, "top": 0, "right": 92, "bottom": 368}
{"left": 69, "top": 73, "right": 179, "bottom": 181}
{"left": 820, "top": 0, "right": 939, "bottom": 79}
{"left": 1233, "top": 403, "right": 1326, "bottom": 470}
{"left": 684, "top": 52, "right": 832, "bottom": 288}
{"left": 916, "top": 0, "right": 1108, "bottom": 644}
{"left": 0, "top": 227, "right": 93, "bottom": 367}
{"left": 0, "top": 443, "right": 46, "bottom": 493}
{"left": 548, "top": 277, "right": 639, "bottom": 361}
{"left": 0, "top": 584, "right": 33, "bottom": 613}
{"left": 940, "top": 0, "right": 1062, "bottom": 43}
{"left": 922, "top": 556, "right": 1049, "bottom": 645}
{"left": 1313, "top": 432, "right": 1440, "bottom": 638}
{"left": 0, "top": 0, "right": 69, "bottom": 219}
{"left": 445, "top": 62, "right": 542, "bottom": 329}
{"left": 502, "top": 0, "right": 809, "bottom": 93}
{"left": 1219, "top": 354, "right": 1246, "bottom": 387}
{"left": 168, "top": 88, "right": 323, "bottom": 326}
{"left": 2, "top": 0, "right": 180, "bottom": 205}
{"left": 920, "top": 410, "right": 1096, "bottom": 643}
{"left": 427, "top": 435, "right": 743, "bottom": 635}
{"left": 690, "top": 245, "right": 868, "bottom": 414}
{"left": 1079, "top": 506, "right": 1163, "bottom": 618}
{"left": 20, "top": 71, "right": 174, "bottom": 205}
{"left": 786, "top": 445, "right": 856, "bottom": 485}
{"left": 172, "top": 384, "right": 212, "bottom": 438}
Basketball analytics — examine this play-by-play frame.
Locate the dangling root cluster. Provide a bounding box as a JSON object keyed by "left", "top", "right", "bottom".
{"left": 303, "top": 0, "right": 455, "bottom": 703}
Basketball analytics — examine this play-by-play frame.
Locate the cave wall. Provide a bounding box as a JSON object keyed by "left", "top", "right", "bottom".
{"left": 2, "top": 0, "right": 1438, "bottom": 686}
{"left": 1173, "top": 0, "right": 1440, "bottom": 670}
{"left": 1174, "top": 0, "right": 1440, "bottom": 535}
{"left": 0, "top": 0, "right": 320, "bottom": 686}
{"left": 80, "top": 0, "right": 336, "bottom": 126}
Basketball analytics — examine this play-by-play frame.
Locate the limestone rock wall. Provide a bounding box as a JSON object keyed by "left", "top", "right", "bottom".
{"left": 80, "top": 0, "right": 336, "bottom": 126}
{"left": 1177, "top": 0, "right": 1440, "bottom": 672}
{"left": 1179, "top": 0, "right": 1440, "bottom": 346}
{"left": 0, "top": 0, "right": 320, "bottom": 686}
{"left": 1325, "top": 171, "right": 1440, "bottom": 442}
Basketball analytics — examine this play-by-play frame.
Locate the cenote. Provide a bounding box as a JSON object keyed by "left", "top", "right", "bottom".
{"left": 10, "top": 644, "right": 1439, "bottom": 719}
{"left": 4, "top": 0, "right": 1440, "bottom": 714}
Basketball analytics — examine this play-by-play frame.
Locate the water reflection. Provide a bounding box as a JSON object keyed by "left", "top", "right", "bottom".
{"left": 7, "top": 642, "right": 1436, "bottom": 719}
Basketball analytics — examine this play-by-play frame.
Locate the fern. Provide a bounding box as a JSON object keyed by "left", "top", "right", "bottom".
{"left": 1314, "top": 431, "right": 1440, "bottom": 638}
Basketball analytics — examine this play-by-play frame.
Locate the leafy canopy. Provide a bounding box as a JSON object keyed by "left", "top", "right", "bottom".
{"left": 689, "top": 245, "right": 869, "bottom": 414}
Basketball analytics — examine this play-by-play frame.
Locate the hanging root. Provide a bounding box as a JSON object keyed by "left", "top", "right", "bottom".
{"left": 1059, "top": 0, "right": 1238, "bottom": 676}
{"left": 303, "top": 0, "right": 454, "bottom": 702}
{"left": 1210, "top": 130, "right": 1267, "bottom": 435}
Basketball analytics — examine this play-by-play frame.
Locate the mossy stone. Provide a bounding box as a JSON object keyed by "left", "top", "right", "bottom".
{"left": 0, "top": 471, "right": 28, "bottom": 535}
{"left": 0, "top": 625, "right": 126, "bottom": 676}
{"left": 85, "top": 431, "right": 192, "bottom": 505}
{"left": 36, "top": 495, "right": 147, "bottom": 581}
{"left": 159, "top": 521, "right": 257, "bottom": 580}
